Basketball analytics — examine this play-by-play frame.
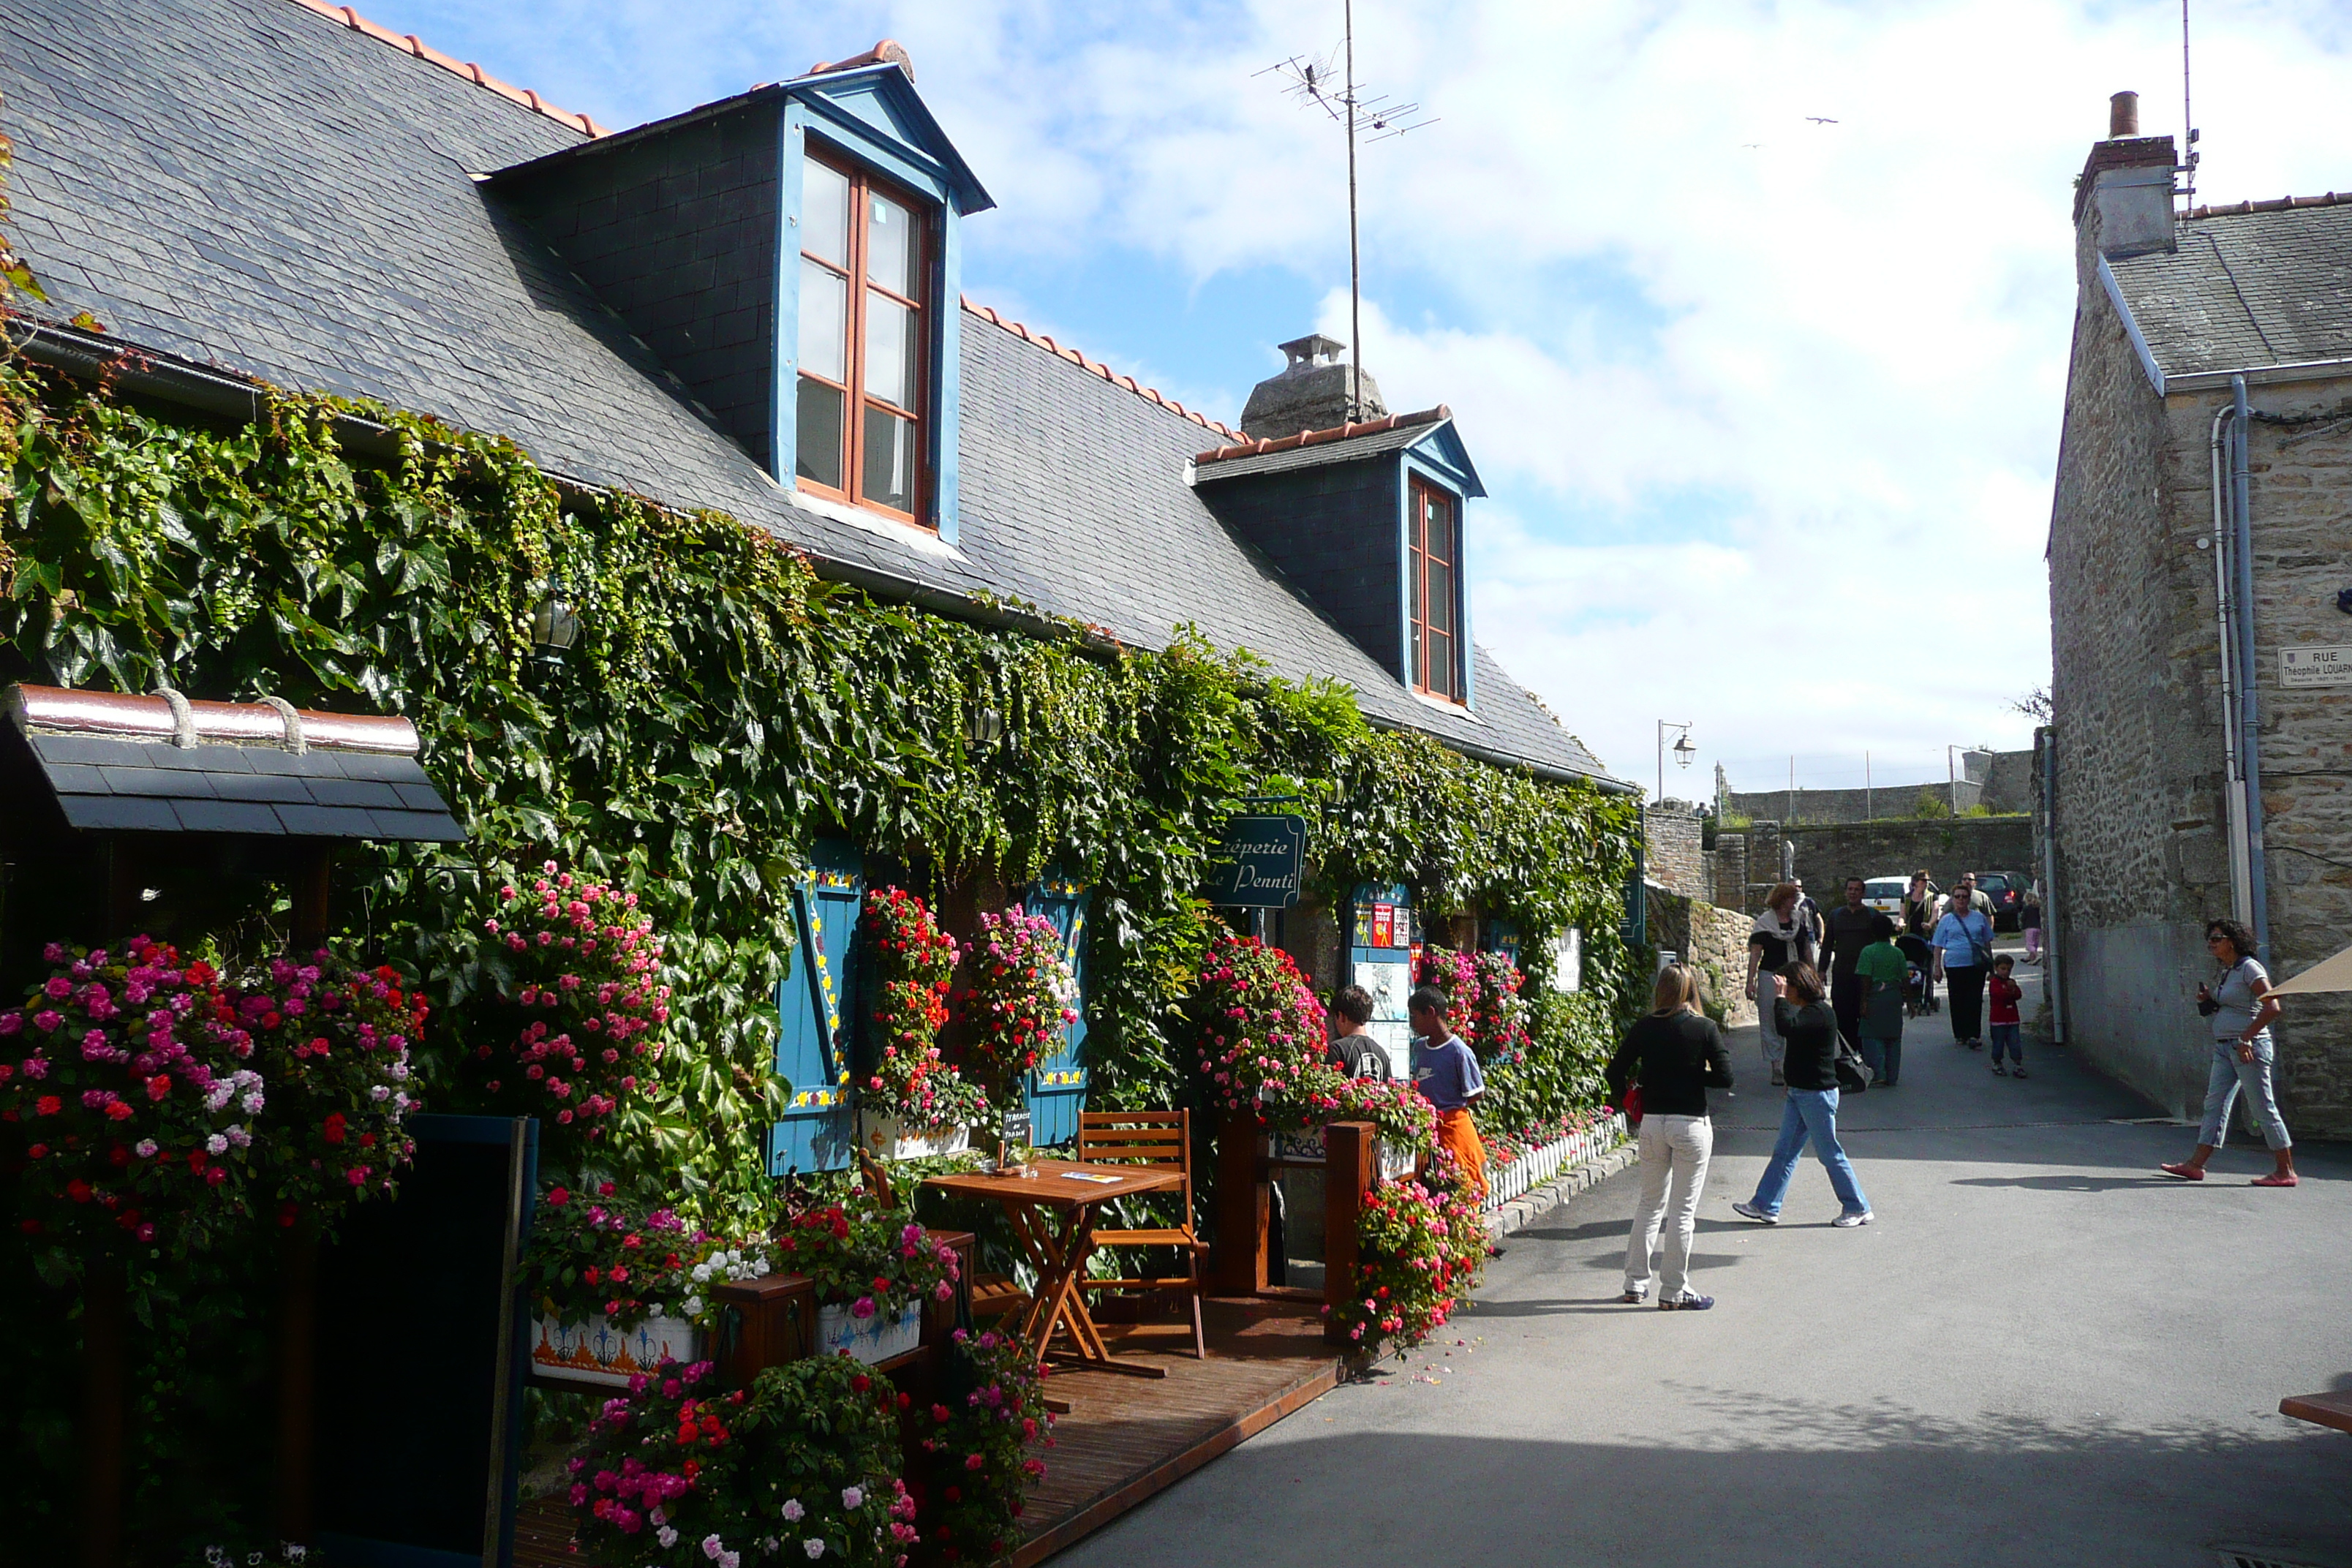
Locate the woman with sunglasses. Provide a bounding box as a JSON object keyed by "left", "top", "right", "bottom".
{"left": 2160, "top": 920, "right": 2294, "bottom": 1186}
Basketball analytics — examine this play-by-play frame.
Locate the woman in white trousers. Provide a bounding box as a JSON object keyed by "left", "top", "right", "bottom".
{"left": 1606, "top": 964, "right": 1735, "bottom": 1311}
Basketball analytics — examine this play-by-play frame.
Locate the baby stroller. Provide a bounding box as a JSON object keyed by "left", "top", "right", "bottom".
{"left": 1896, "top": 932, "right": 1940, "bottom": 1016}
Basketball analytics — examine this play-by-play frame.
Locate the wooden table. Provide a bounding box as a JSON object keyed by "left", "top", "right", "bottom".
{"left": 2280, "top": 1390, "right": 2352, "bottom": 1434}
{"left": 923, "top": 1159, "right": 1183, "bottom": 1382}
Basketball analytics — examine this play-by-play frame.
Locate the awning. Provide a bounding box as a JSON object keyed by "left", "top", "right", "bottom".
{"left": 2269, "top": 941, "right": 2352, "bottom": 996}
{"left": 1, "top": 683, "right": 465, "bottom": 843}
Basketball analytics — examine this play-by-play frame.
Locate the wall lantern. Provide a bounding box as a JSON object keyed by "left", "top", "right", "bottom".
{"left": 531, "top": 581, "right": 582, "bottom": 666}
{"left": 967, "top": 699, "right": 1005, "bottom": 748}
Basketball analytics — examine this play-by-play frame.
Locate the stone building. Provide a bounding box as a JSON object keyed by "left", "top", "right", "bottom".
{"left": 2046, "top": 91, "right": 2352, "bottom": 1136}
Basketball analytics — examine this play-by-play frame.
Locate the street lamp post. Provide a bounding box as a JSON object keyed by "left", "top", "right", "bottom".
{"left": 1656, "top": 720, "right": 1695, "bottom": 805}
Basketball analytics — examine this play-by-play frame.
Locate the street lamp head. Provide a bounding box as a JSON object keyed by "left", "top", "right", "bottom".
{"left": 1673, "top": 734, "right": 1697, "bottom": 767}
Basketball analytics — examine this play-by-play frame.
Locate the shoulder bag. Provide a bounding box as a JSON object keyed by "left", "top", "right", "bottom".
{"left": 1834, "top": 1041, "right": 1871, "bottom": 1093}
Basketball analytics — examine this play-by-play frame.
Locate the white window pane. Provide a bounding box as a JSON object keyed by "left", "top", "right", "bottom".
{"left": 802, "top": 156, "right": 848, "bottom": 266}
{"left": 799, "top": 258, "right": 845, "bottom": 381}
{"left": 864, "top": 290, "right": 916, "bottom": 410}
{"left": 862, "top": 407, "right": 917, "bottom": 513}
{"left": 867, "top": 188, "right": 916, "bottom": 297}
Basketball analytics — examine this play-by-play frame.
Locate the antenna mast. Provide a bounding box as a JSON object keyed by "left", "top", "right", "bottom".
{"left": 2181, "top": 0, "right": 2200, "bottom": 210}
{"left": 1260, "top": 8, "right": 1436, "bottom": 420}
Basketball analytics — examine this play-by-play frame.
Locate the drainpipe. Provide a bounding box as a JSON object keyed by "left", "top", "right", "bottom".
{"left": 2230, "top": 376, "right": 2272, "bottom": 962}
{"left": 2208, "top": 404, "right": 2251, "bottom": 925}
{"left": 2039, "top": 726, "right": 2065, "bottom": 1044}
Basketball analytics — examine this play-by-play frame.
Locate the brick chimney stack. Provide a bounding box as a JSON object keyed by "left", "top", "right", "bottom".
{"left": 2075, "top": 88, "right": 2176, "bottom": 260}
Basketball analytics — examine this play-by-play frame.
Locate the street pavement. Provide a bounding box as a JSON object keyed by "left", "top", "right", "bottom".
{"left": 1055, "top": 946, "right": 2352, "bottom": 1567}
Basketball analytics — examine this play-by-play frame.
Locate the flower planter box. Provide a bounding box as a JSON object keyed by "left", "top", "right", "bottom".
{"left": 1377, "top": 1139, "right": 1417, "bottom": 1182}
{"left": 862, "top": 1115, "right": 970, "bottom": 1161}
{"left": 530, "top": 1313, "right": 702, "bottom": 1388}
{"left": 1276, "top": 1126, "right": 1417, "bottom": 1183}
{"left": 816, "top": 1300, "right": 922, "bottom": 1365}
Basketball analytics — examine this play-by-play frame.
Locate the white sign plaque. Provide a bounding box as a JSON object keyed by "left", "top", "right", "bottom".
{"left": 2281, "top": 646, "right": 2352, "bottom": 687}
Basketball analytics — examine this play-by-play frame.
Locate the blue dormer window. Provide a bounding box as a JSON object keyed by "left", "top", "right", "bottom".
{"left": 1407, "top": 477, "right": 1462, "bottom": 702}
{"left": 796, "top": 148, "right": 932, "bottom": 521}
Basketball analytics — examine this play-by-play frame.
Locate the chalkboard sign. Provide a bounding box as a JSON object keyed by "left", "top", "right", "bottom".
{"left": 1203, "top": 814, "right": 1305, "bottom": 908}
{"left": 1001, "top": 1109, "right": 1032, "bottom": 1147}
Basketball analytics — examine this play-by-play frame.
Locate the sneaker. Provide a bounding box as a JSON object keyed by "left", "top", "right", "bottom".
{"left": 2011, "top": 1066, "right": 2028, "bottom": 1079}
{"left": 1619, "top": 1288, "right": 1647, "bottom": 1304}
{"left": 1970, "top": 1039, "right": 1985, "bottom": 1050}
{"left": 1833, "top": 1210, "right": 1874, "bottom": 1228}
{"left": 1730, "top": 1201, "right": 1779, "bottom": 1226}
{"left": 1991, "top": 1063, "right": 2008, "bottom": 1076}
{"left": 1659, "top": 1292, "right": 1715, "bottom": 1311}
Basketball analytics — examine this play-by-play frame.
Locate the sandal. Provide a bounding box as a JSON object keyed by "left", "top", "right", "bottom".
{"left": 2251, "top": 1172, "right": 2299, "bottom": 1188}
{"left": 2157, "top": 1162, "right": 2204, "bottom": 1181}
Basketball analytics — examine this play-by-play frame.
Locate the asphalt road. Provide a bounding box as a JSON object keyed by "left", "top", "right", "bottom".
{"left": 1054, "top": 951, "right": 2352, "bottom": 1568}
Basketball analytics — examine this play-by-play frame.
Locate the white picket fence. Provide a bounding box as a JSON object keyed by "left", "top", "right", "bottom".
{"left": 1482, "top": 1112, "right": 1629, "bottom": 1210}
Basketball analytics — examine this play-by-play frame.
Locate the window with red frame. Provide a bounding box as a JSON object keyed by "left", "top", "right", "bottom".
{"left": 796, "top": 150, "right": 930, "bottom": 523}
{"left": 1407, "top": 479, "right": 1462, "bottom": 701}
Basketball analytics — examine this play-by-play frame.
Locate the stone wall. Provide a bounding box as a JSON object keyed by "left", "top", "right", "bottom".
{"left": 1645, "top": 799, "right": 1706, "bottom": 898}
{"left": 1646, "top": 889, "right": 1757, "bottom": 1028}
{"left": 1785, "top": 818, "right": 2036, "bottom": 895}
{"left": 2045, "top": 192, "right": 2352, "bottom": 1136}
{"left": 1722, "top": 749, "right": 2034, "bottom": 826}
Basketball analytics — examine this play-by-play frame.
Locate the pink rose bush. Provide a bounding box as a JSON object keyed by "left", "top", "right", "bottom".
{"left": 0, "top": 938, "right": 258, "bottom": 1270}
{"left": 955, "top": 906, "right": 1078, "bottom": 1096}
{"left": 1191, "top": 930, "right": 1325, "bottom": 1116}
{"left": 478, "top": 863, "right": 669, "bottom": 1143}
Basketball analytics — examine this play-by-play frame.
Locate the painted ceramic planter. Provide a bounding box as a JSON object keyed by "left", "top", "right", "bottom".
{"left": 531, "top": 1313, "right": 702, "bottom": 1388}
{"left": 1273, "top": 1126, "right": 1420, "bottom": 1183}
{"left": 1378, "top": 1139, "right": 1418, "bottom": 1182}
{"left": 862, "top": 1115, "right": 971, "bottom": 1161}
{"left": 815, "top": 1300, "right": 922, "bottom": 1364}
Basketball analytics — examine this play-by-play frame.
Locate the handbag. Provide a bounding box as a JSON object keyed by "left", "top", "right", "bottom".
{"left": 1833, "top": 1043, "right": 1870, "bottom": 1093}
{"left": 1618, "top": 1082, "right": 1644, "bottom": 1131}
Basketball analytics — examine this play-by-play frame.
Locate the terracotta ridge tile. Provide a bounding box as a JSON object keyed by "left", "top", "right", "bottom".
{"left": 276, "top": 0, "right": 604, "bottom": 138}
{"left": 955, "top": 296, "right": 1242, "bottom": 440}
{"left": 2186, "top": 189, "right": 2350, "bottom": 220}
{"left": 1190, "top": 403, "right": 1451, "bottom": 466}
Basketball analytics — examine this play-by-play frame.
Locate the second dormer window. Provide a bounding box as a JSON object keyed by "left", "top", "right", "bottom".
{"left": 1408, "top": 478, "right": 1462, "bottom": 701}
{"left": 797, "top": 150, "right": 929, "bottom": 522}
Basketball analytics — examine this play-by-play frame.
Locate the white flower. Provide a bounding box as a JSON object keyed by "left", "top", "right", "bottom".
{"left": 702, "top": 1534, "right": 725, "bottom": 1560}
{"left": 206, "top": 1085, "right": 234, "bottom": 1112}
{"left": 690, "top": 1262, "right": 712, "bottom": 1284}
{"left": 205, "top": 1550, "right": 230, "bottom": 1568}
{"left": 657, "top": 1526, "right": 679, "bottom": 1549}
{"left": 284, "top": 1549, "right": 307, "bottom": 1565}
{"left": 763, "top": 1542, "right": 779, "bottom": 1556}
{"left": 135, "top": 1139, "right": 159, "bottom": 1159}
{"left": 721, "top": 1554, "right": 739, "bottom": 1568}
{"left": 393, "top": 1092, "right": 411, "bottom": 1111}
{"left": 370, "top": 1085, "right": 391, "bottom": 1101}
{"left": 840, "top": 1486, "right": 863, "bottom": 1509}
{"left": 650, "top": 1507, "right": 667, "bottom": 1527}
{"left": 206, "top": 1134, "right": 228, "bottom": 1156}
{"left": 802, "top": 1542, "right": 826, "bottom": 1561}
{"left": 684, "top": 1294, "right": 704, "bottom": 1316}
{"left": 227, "top": 1125, "right": 252, "bottom": 1149}
{"left": 780, "top": 1499, "right": 804, "bottom": 1522}
{"left": 241, "top": 1090, "right": 265, "bottom": 1115}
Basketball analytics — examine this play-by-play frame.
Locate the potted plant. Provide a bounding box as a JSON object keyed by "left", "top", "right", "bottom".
{"left": 957, "top": 905, "right": 1078, "bottom": 1102}
{"left": 1265, "top": 1065, "right": 1437, "bottom": 1182}
{"left": 772, "top": 1197, "right": 961, "bottom": 1365}
{"left": 1190, "top": 930, "right": 1325, "bottom": 1117}
{"left": 859, "top": 887, "right": 984, "bottom": 1158}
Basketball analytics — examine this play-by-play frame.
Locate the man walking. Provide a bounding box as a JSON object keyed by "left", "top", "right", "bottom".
{"left": 1818, "top": 876, "right": 1878, "bottom": 1051}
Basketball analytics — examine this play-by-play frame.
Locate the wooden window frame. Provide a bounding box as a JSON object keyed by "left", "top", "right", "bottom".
{"left": 1406, "top": 478, "right": 1464, "bottom": 704}
{"left": 796, "top": 150, "right": 932, "bottom": 528}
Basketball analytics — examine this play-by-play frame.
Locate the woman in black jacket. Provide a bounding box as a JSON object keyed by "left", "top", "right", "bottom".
{"left": 1730, "top": 963, "right": 1873, "bottom": 1227}
{"left": 1606, "top": 963, "right": 1734, "bottom": 1310}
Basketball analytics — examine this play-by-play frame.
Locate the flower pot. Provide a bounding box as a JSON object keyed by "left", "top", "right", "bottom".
{"left": 816, "top": 1300, "right": 921, "bottom": 1365}
{"left": 530, "top": 1312, "right": 702, "bottom": 1388}
{"left": 861, "top": 1115, "right": 970, "bottom": 1161}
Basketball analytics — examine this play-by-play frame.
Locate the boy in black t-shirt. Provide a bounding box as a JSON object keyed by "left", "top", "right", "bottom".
{"left": 1326, "top": 984, "right": 1390, "bottom": 1079}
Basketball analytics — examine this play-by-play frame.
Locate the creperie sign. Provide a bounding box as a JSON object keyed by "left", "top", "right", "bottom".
{"left": 1202, "top": 814, "right": 1306, "bottom": 908}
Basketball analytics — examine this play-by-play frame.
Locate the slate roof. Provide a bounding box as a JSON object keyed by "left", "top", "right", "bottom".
{"left": 2106, "top": 203, "right": 2352, "bottom": 376}
{"left": 0, "top": 0, "right": 1615, "bottom": 785}
{"left": 1190, "top": 416, "right": 1448, "bottom": 482}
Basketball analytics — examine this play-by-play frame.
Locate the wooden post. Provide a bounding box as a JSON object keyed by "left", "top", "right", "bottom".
{"left": 1322, "top": 1123, "right": 1374, "bottom": 1346}
{"left": 288, "top": 843, "right": 332, "bottom": 951}
{"left": 81, "top": 1262, "right": 126, "bottom": 1568}
{"left": 276, "top": 1226, "right": 319, "bottom": 1545}
{"left": 711, "top": 1274, "right": 819, "bottom": 1387}
{"left": 1210, "top": 1107, "right": 1268, "bottom": 1296}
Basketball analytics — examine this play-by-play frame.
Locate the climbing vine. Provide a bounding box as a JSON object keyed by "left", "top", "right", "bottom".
{"left": 0, "top": 361, "right": 1641, "bottom": 1215}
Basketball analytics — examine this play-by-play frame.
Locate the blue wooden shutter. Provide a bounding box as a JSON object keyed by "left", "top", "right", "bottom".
{"left": 766, "top": 840, "right": 863, "bottom": 1175}
{"left": 1020, "top": 876, "right": 1090, "bottom": 1147}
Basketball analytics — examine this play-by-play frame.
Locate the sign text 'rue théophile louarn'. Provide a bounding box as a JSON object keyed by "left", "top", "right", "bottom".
{"left": 1202, "top": 814, "right": 1306, "bottom": 909}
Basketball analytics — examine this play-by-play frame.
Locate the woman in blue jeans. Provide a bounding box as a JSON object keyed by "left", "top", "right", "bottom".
{"left": 1731, "top": 962, "right": 1872, "bottom": 1227}
{"left": 2160, "top": 919, "right": 2296, "bottom": 1187}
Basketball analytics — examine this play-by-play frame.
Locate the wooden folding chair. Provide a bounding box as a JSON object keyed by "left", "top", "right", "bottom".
{"left": 1077, "top": 1108, "right": 1209, "bottom": 1359}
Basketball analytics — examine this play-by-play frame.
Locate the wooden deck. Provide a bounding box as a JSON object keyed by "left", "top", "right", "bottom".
{"left": 1012, "top": 1297, "right": 1343, "bottom": 1566}
{"left": 510, "top": 1297, "right": 1346, "bottom": 1568}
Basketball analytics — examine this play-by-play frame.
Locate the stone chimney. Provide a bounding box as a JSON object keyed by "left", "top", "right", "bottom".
{"left": 2073, "top": 88, "right": 2177, "bottom": 260}
{"left": 1237, "top": 333, "right": 1387, "bottom": 441}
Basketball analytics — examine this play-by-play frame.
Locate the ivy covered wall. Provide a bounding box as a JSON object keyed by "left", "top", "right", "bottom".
{"left": 0, "top": 363, "right": 1643, "bottom": 1215}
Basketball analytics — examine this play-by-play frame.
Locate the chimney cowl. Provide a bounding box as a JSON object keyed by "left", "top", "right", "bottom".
{"left": 2109, "top": 90, "right": 2139, "bottom": 138}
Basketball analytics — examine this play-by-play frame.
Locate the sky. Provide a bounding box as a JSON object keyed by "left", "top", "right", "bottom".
{"left": 358, "top": 0, "right": 2352, "bottom": 796}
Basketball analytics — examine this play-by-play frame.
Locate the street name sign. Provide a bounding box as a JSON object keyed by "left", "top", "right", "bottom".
{"left": 1203, "top": 813, "right": 1305, "bottom": 908}
{"left": 2282, "top": 645, "right": 2352, "bottom": 687}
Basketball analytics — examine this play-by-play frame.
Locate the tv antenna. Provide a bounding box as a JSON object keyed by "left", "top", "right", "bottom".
{"left": 2180, "top": 0, "right": 2201, "bottom": 210}
{"left": 1259, "top": 0, "right": 1436, "bottom": 420}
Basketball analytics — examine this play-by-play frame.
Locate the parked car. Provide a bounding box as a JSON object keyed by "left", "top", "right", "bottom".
{"left": 1975, "top": 872, "right": 2028, "bottom": 931}
{"left": 1863, "top": 875, "right": 1932, "bottom": 919}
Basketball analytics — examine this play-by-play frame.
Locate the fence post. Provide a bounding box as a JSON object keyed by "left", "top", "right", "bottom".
{"left": 1210, "top": 1107, "right": 1268, "bottom": 1295}
{"left": 1322, "top": 1122, "right": 1374, "bottom": 1346}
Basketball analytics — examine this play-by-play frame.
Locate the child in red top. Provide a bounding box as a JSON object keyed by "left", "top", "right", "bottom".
{"left": 1988, "top": 954, "right": 2025, "bottom": 1077}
